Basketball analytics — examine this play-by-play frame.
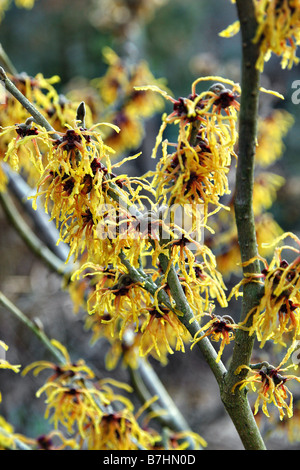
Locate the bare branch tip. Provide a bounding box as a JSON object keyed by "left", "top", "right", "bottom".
{"left": 76, "top": 101, "right": 86, "bottom": 127}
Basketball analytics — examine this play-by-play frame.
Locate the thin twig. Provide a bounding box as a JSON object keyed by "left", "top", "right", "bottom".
{"left": 4, "top": 164, "right": 70, "bottom": 261}
{"left": 0, "top": 291, "right": 66, "bottom": 364}
{"left": 0, "top": 188, "right": 72, "bottom": 279}
{"left": 129, "top": 359, "right": 201, "bottom": 449}
{"left": 0, "top": 67, "right": 60, "bottom": 140}
{"left": 0, "top": 43, "right": 17, "bottom": 75}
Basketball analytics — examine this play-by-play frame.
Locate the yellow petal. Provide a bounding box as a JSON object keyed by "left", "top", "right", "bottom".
{"left": 259, "top": 87, "right": 284, "bottom": 100}
{"left": 219, "top": 21, "right": 240, "bottom": 38}
{"left": 134, "top": 85, "right": 173, "bottom": 101}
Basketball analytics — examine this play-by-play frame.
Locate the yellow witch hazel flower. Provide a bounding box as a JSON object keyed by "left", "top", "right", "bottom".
{"left": 221, "top": 0, "right": 300, "bottom": 71}
{"left": 191, "top": 308, "right": 239, "bottom": 363}
{"left": 209, "top": 169, "right": 284, "bottom": 278}
{"left": 26, "top": 114, "right": 150, "bottom": 265}
{"left": 233, "top": 360, "right": 300, "bottom": 421}
{"left": 254, "top": 0, "right": 300, "bottom": 70}
{"left": 0, "top": 340, "right": 21, "bottom": 403}
{"left": 212, "top": 211, "right": 284, "bottom": 277}
{"left": 84, "top": 394, "right": 159, "bottom": 450}
{"left": 1, "top": 119, "right": 44, "bottom": 175}
{"left": 164, "top": 238, "right": 229, "bottom": 314}
{"left": 256, "top": 213, "right": 284, "bottom": 258}
{"left": 23, "top": 340, "right": 157, "bottom": 449}
{"left": 18, "top": 430, "right": 78, "bottom": 450}
{"left": 159, "top": 430, "right": 207, "bottom": 450}
{"left": 231, "top": 232, "right": 300, "bottom": 358}
{"left": 277, "top": 401, "right": 300, "bottom": 442}
{"left": 253, "top": 172, "right": 285, "bottom": 217}
{"left": 80, "top": 267, "right": 154, "bottom": 336}
{"left": 92, "top": 47, "right": 166, "bottom": 155}
{"left": 255, "top": 109, "right": 294, "bottom": 167}
{"left": 22, "top": 339, "right": 96, "bottom": 382}
{"left": 0, "top": 72, "right": 84, "bottom": 189}
{"left": 138, "top": 76, "right": 240, "bottom": 223}
{"left": 71, "top": 263, "right": 191, "bottom": 364}
{"left": 138, "top": 305, "right": 190, "bottom": 359}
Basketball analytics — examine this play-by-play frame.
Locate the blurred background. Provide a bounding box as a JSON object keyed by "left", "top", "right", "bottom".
{"left": 1, "top": 0, "right": 300, "bottom": 450}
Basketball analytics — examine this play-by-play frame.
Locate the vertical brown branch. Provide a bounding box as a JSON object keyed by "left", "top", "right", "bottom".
{"left": 229, "top": 0, "right": 265, "bottom": 374}
{"left": 220, "top": 0, "right": 266, "bottom": 450}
